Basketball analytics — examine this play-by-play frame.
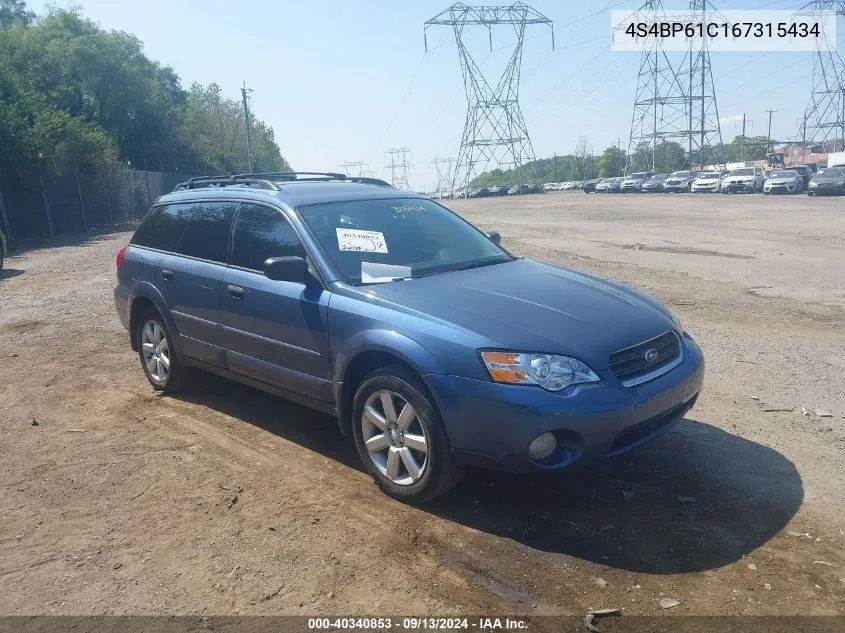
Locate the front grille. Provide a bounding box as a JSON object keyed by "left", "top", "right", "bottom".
{"left": 609, "top": 331, "right": 681, "bottom": 386}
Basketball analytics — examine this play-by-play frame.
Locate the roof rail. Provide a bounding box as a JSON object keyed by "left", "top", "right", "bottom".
{"left": 173, "top": 171, "right": 393, "bottom": 192}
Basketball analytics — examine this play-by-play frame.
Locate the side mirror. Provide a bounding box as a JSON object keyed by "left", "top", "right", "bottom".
{"left": 263, "top": 256, "right": 308, "bottom": 283}
{"left": 487, "top": 231, "right": 502, "bottom": 245}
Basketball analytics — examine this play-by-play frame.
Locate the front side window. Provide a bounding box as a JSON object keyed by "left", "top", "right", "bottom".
{"left": 231, "top": 204, "right": 305, "bottom": 271}
{"left": 177, "top": 201, "right": 238, "bottom": 263}
{"left": 298, "top": 198, "right": 511, "bottom": 284}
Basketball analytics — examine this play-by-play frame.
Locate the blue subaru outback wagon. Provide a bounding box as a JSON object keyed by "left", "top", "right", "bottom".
{"left": 114, "top": 172, "right": 704, "bottom": 501}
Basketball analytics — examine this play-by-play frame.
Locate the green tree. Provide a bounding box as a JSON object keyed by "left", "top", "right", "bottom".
{"left": 0, "top": 0, "right": 34, "bottom": 29}
{"left": 598, "top": 146, "right": 625, "bottom": 177}
{"left": 0, "top": 2, "right": 290, "bottom": 175}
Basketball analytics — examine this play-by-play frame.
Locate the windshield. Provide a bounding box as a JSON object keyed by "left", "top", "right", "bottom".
{"left": 698, "top": 173, "right": 720, "bottom": 180}
{"left": 629, "top": 173, "right": 649, "bottom": 179}
{"left": 649, "top": 174, "right": 667, "bottom": 181}
{"left": 769, "top": 171, "right": 797, "bottom": 178}
{"left": 816, "top": 168, "right": 844, "bottom": 177}
{"left": 298, "top": 198, "right": 511, "bottom": 285}
{"left": 730, "top": 169, "right": 754, "bottom": 176}
{"left": 669, "top": 171, "right": 691, "bottom": 177}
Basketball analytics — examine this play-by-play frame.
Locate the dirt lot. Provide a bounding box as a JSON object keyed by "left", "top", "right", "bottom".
{"left": 1, "top": 192, "right": 843, "bottom": 620}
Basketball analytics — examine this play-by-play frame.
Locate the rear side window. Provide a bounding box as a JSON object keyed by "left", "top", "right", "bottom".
{"left": 131, "top": 204, "right": 192, "bottom": 252}
{"left": 231, "top": 204, "right": 305, "bottom": 271}
{"left": 177, "top": 201, "right": 238, "bottom": 263}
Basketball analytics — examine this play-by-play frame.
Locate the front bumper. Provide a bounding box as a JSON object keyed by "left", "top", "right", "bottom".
{"left": 722, "top": 182, "right": 755, "bottom": 192}
{"left": 691, "top": 185, "right": 719, "bottom": 192}
{"left": 425, "top": 333, "right": 705, "bottom": 473}
{"left": 765, "top": 184, "right": 798, "bottom": 193}
{"left": 809, "top": 184, "right": 845, "bottom": 195}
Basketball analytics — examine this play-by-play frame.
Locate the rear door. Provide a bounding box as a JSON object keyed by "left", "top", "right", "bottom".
{"left": 220, "top": 203, "right": 333, "bottom": 402}
{"left": 157, "top": 200, "right": 237, "bottom": 366}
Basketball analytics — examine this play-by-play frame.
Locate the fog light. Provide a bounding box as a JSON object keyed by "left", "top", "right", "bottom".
{"left": 528, "top": 432, "right": 557, "bottom": 460}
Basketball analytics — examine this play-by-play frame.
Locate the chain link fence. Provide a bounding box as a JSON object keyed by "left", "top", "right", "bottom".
{"left": 0, "top": 164, "right": 199, "bottom": 243}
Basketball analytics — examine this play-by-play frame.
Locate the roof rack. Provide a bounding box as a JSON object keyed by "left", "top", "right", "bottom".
{"left": 173, "top": 172, "right": 393, "bottom": 191}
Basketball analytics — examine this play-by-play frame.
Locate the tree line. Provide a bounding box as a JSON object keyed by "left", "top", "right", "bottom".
{"left": 471, "top": 134, "right": 778, "bottom": 186}
{"left": 0, "top": 0, "right": 290, "bottom": 176}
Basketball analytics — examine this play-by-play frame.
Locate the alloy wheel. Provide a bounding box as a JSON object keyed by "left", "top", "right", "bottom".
{"left": 140, "top": 319, "right": 170, "bottom": 383}
{"left": 361, "top": 390, "right": 428, "bottom": 486}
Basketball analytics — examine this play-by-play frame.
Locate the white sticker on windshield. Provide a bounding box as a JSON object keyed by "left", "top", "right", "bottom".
{"left": 336, "top": 228, "right": 388, "bottom": 253}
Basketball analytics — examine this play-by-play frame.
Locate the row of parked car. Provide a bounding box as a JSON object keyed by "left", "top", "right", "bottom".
{"left": 583, "top": 165, "right": 845, "bottom": 195}
{"left": 433, "top": 184, "right": 547, "bottom": 199}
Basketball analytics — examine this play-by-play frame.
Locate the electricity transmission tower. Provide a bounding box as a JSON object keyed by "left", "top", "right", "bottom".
{"left": 625, "top": 0, "right": 689, "bottom": 172}
{"left": 679, "top": 0, "right": 724, "bottom": 167}
{"left": 385, "top": 148, "right": 412, "bottom": 190}
{"left": 431, "top": 157, "right": 456, "bottom": 194}
{"left": 799, "top": 1, "right": 845, "bottom": 151}
{"left": 340, "top": 161, "right": 368, "bottom": 177}
{"left": 624, "top": 0, "right": 723, "bottom": 170}
{"left": 424, "top": 3, "right": 553, "bottom": 194}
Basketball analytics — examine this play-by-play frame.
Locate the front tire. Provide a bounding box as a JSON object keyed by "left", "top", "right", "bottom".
{"left": 136, "top": 308, "right": 191, "bottom": 394}
{"left": 352, "top": 365, "right": 463, "bottom": 503}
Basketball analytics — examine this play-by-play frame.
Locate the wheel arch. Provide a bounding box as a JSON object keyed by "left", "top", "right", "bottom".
{"left": 127, "top": 283, "right": 178, "bottom": 352}
{"left": 334, "top": 331, "right": 445, "bottom": 437}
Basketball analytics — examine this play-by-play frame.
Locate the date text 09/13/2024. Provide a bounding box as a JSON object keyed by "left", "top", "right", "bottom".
{"left": 307, "top": 617, "right": 529, "bottom": 630}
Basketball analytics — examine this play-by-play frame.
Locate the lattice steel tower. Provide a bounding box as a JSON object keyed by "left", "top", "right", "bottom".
{"left": 625, "top": 0, "right": 689, "bottom": 171}
{"left": 800, "top": 1, "right": 845, "bottom": 151}
{"left": 425, "top": 3, "right": 553, "bottom": 193}
{"left": 679, "top": 0, "right": 724, "bottom": 167}
{"left": 431, "top": 157, "right": 456, "bottom": 194}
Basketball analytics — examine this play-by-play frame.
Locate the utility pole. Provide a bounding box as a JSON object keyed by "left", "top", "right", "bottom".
{"left": 340, "top": 161, "right": 368, "bottom": 177}
{"left": 799, "top": 114, "right": 808, "bottom": 163}
{"left": 241, "top": 82, "right": 254, "bottom": 173}
{"left": 737, "top": 114, "right": 752, "bottom": 162}
{"left": 765, "top": 109, "right": 777, "bottom": 155}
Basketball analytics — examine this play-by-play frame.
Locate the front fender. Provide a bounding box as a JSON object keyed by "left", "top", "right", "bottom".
{"left": 332, "top": 330, "right": 447, "bottom": 429}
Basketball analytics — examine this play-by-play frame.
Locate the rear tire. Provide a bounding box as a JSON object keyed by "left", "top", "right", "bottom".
{"left": 352, "top": 365, "right": 463, "bottom": 503}
{"left": 136, "top": 308, "right": 192, "bottom": 394}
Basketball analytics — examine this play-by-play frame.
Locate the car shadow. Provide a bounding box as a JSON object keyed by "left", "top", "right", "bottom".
{"left": 0, "top": 267, "right": 24, "bottom": 280}
{"left": 176, "top": 374, "right": 803, "bottom": 575}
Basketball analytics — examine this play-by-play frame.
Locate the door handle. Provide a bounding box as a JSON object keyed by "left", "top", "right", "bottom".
{"left": 161, "top": 269, "right": 173, "bottom": 282}
{"left": 227, "top": 284, "right": 244, "bottom": 299}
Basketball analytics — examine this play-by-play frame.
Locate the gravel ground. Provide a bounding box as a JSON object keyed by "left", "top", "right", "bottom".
{"left": 0, "top": 193, "right": 843, "bottom": 620}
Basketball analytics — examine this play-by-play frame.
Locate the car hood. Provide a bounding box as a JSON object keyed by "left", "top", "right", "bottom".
{"left": 767, "top": 177, "right": 798, "bottom": 184}
{"left": 363, "top": 259, "right": 676, "bottom": 370}
{"left": 727, "top": 175, "right": 755, "bottom": 182}
{"left": 694, "top": 179, "right": 719, "bottom": 184}
{"left": 812, "top": 176, "right": 845, "bottom": 183}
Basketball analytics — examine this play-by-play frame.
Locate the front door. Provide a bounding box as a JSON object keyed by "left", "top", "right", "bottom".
{"left": 220, "top": 203, "right": 333, "bottom": 403}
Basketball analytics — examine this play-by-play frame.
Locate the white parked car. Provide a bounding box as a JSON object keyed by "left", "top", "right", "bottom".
{"left": 690, "top": 172, "right": 723, "bottom": 193}
{"left": 763, "top": 169, "right": 802, "bottom": 194}
{"left": 721, "top": 167, "right": 764, "bottom": 193}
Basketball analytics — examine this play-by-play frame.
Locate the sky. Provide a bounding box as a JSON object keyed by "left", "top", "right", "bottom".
{"left": 29, "top": 0, "right": 828, "bottom": 189}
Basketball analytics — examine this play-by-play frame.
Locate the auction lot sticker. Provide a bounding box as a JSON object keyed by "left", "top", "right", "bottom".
{"left": 336, "top": 229, "right": 388, "bottom": 253}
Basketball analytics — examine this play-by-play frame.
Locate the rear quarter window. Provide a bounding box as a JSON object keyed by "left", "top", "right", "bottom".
{"left": 131, "top": 204, "right": 192, "bottom": 252}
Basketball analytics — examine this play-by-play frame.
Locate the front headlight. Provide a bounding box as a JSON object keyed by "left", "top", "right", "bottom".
{"left": 480, "top": 351, "right": 600, "bottom": 391}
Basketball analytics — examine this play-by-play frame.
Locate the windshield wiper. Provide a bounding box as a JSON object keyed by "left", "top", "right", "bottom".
{"left": 456, "top": 257, "right": 510, "bottom": 272}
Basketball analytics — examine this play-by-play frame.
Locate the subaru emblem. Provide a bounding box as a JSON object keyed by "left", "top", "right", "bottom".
{"left": 645, "top": 349, "right": 659, "bottom": 363}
